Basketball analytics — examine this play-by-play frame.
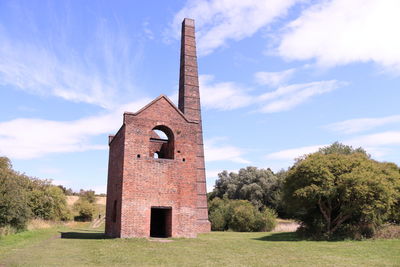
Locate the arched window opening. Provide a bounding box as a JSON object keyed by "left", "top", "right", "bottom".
{"left": 149, "top": 126, "right": 174, "bottom": 159}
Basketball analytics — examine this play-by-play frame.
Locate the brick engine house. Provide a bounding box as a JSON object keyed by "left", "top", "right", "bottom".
{"left": 105, "top": 18, "right": 211, "bottom": 238}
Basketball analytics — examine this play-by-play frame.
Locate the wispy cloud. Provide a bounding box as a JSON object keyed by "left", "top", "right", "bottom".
{"left": 199, "top": 75, "right": 343, "bottom": 113}
{"left": 265, "top": 144, "right": 324, "bottom": 161}
{"left": 204, "top": 138, "right": 250, "bottom": 164}
{"left": 325, "top": 115, "right": 400, "bottom": 134}
{"left": 200, "top": 75, "right": 253, "bottom": 110}
{"left": 0, "top": 20, "right": 143, "bottom": 109}
{"left": 0, "top": 99, "right": 150, "bottom": 159}
{"left": 254, "top": 68, "right": 295, "bottom": 87}
{"left": 277, "top": 0, "right": 400, "bottom": 73}
{"left": 348, "top": 131, "right": 400, "bottom": 148}
{"left": 169, "top": 0, "right": 301, "bottom": 56}
{"left": 142, "top": 20, "right": 155, "bottom": 40}
{"left": 258, "top": 80, "right": 344, "bottom": 113}
{"left": 265, "top": 131, "right": 400, "bottom": 163}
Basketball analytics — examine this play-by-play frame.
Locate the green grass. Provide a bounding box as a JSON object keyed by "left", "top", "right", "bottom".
{"left": 0, "top": 227, "right": 63, "bottom": 259}
{"left": 1, "top": 226, "right": 399, "bottom": 266}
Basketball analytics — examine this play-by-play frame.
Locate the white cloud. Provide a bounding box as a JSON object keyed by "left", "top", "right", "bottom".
{"left": 198, "top": 74, "right": 343, "bottom": 113}
{"left": 265, "top": 130, "right": 400, "bottom": 164}
{"left": 278, "top": 0, "right": 400, "bottom": 72}
{"left": 347, "top": 131, "right": 400, "bottom": 148}
{"left": 170, "top": 0, "right": 301, "bottom": 55}
{"left": 265, "top": 144, "right": 324, "bottom": 161}
{"left": 325, "top": 115, "right": 400, "bottom": 134}
{"left": 206, "top": 170, "right": 222, "bottom": 180}
{"left": 254, "top": 68, "right": 295, "bottom": 87}
{"left": 200, "top": 75, "right": 253, "bottom": 110}
{"left": 204, "top": 138, "right": 250, "bottom": 164}
{"left": 142, "top": 20, "right": 155, "bottom": 40}
{"left": 0, "top": 99, "right": 150, "bottom": 159}
{"left": 258, "top": 80, "right": 343, "bottom": 113}
{"left": 0, "top": 22, "right": 142, "bottom": 109}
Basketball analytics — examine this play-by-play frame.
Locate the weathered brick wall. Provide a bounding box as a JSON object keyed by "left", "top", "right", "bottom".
{"left": 118, "top": 97, "right": 200, "bottom": 238}
{"left": 105, "top": 18, "right": 210, "bottom": 238}
{"left": 105, "top": 126, "right": 125, "bottom": 237}
{"left": 178, "top": 18, "right": 210, "bottom": 233}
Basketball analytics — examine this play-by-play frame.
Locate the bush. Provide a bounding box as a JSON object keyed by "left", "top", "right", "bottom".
{"left": 283, "top": 143, "right": 400, "bottom": 240}
{"left": 29, "top": 180, "right": 72, "bottom": 221}
{"left": 229, "top": 201, "right": 258, "bottom": 232}
{"left": 73, "top": 199, "right": 98, "bottom": 221}
{"left": 262, "top": 207, "right": 277, "bottom": 232}
{"left": 208, "top": 198, "right": 277, "bottom": 232}
{"left": 79, "top": 190, "right": 96, "bottom": 203}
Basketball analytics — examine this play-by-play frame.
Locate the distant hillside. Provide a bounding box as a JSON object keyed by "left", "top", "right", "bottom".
{"left": 66, "top": 196, "right": 106, "bottom": 206}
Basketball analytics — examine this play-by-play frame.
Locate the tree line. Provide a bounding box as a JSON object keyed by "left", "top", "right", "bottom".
{"left": 208, "top": 142, "right": 400, "bottom": 239}
{"left": 0, "top": 157, "right": 101, "bottom": 235}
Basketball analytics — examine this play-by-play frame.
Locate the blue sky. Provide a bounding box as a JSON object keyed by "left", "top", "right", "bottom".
{"left": 1, "top": 0, "right": 399, "bottom": 193}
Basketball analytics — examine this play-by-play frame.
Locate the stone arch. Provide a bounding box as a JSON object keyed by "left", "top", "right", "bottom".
{"left": 149, "top": 125, "right": 174, "bottom": 159}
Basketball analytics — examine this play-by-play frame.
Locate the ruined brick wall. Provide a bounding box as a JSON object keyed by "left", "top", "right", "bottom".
{"left": 105, "top": 18, "right": 210, "bottom": 238}
{"left": 118, "top": 98, "right": 199, "bottom": 238}
{"left": 105, "top": 126, "right": 125, "bottom": 237}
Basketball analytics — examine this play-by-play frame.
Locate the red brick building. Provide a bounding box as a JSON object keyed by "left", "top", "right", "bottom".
{"left": 105, "top": 18, "right": 211, "bottom": 238}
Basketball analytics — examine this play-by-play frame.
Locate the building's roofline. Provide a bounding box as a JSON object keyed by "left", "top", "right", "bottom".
{"left": 123, "top": 95, "right": 197, "bottom": 124}
{"left": 108, "top": 123, "right": 125, "bottom": 146}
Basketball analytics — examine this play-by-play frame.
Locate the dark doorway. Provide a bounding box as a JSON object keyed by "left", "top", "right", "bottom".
{"left": 150, "top": 207, "right": 172, "bottom": 238}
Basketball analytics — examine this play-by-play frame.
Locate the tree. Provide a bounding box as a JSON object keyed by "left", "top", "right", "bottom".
{"left": 79, "top": 190, "right": 96, "bottom": 203}
{"left": 0, "top": 157, "right": 31, "bottom": 230}
{"left": 29, "top": 180, "right": 71, "bottom": 221}
{"left": 210, "top": 167, "right": 283, "bottom": 211}
{"left": 1, "top": 156, "right": 73, "bottom": 233}
{"left": 283, "top": 143, "right": 400, "bottom": 239}
{"left": 73, "top": 191, "right": 98, "bottom": 221}
{"left": 73, "top": 200, "right": 97, "bottom": 221}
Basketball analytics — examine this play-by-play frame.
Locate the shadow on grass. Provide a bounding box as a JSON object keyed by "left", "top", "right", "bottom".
{"left": 60, "top": 231, "right": 111, "bottom": 239}
{"left": 253, "top": 232, "right": 303, "bottom": 242}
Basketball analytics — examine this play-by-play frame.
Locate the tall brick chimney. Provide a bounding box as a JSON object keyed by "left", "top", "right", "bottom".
{"left": 105, "top": 18, "right": 210, "bottom": 238}
{"left": 178, "top": 18, "right": 201, "bottom": 122}
{"left": 178, "top": 18, "right": 210, "bottom": 231}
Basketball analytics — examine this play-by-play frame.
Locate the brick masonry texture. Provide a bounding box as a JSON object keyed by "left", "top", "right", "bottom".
{"left": 105, "top": 18, "right": 211, "bottom": 238}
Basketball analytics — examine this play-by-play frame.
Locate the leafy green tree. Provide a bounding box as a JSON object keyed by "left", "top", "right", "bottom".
{"left": 318, "top": 141, "right": 367, "bottom": 156}
{"left": 208, "top": 198, "right": 229, "bottom": 231}
{"left": 73, "top": 199, "right": 98, "bottom": 221}
{"left": 73, "top": 191, "right": 98, "bottom": 221}
{"left": 283, "top": 143, "right": 400, "bottom": 239}
{"left": 0, "top": 157, "right": 31, "bottom": 230}
{"left": 79, "top": 190, "right": 96, "bottom": 203}
{"left": 29, "top": 180, "right": 71, "bottom": 221}
{"left": 210, "top": 167, "right": 283, "bottom": 211}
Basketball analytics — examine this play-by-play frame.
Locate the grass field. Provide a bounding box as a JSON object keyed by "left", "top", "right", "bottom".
{"left": 1, "top": 225, "right": 399, "bottom": 266}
